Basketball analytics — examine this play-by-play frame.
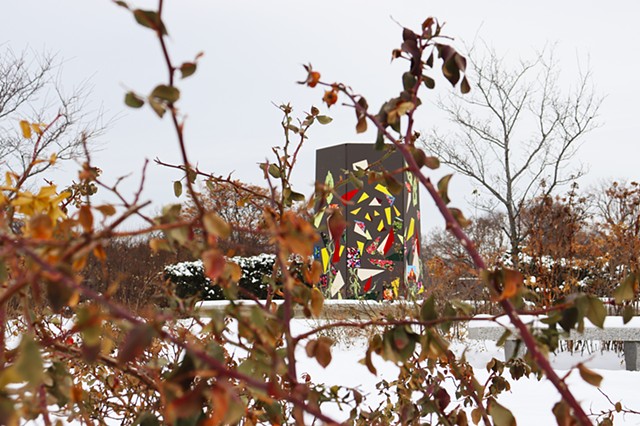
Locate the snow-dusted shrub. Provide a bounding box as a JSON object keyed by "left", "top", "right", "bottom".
{"left": 164, "top": 254, "right": 275, "bottom": 300}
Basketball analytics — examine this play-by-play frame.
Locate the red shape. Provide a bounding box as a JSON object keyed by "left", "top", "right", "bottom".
{"left": 341, "top": 189, "right": 359, "bottom": 202}
{"left": 332, "top": 242, "right": 341, "bottom": 263}
{"left": 383, "top": 229, "right": 395, "bottom": 255}
{"left": 363, "top": 276, "right": 373, "bottom": 292}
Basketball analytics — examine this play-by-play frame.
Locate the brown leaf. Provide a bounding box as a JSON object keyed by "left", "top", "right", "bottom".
{"left": 578, "top": 363, "right": 603, "bottom": 387}
{"left": 314, "top": 337, "right": 333, "bottom": 368}
{"left": 202, "top": 249, "right": 226, "bottom": 281}
{"left": 310, "top": 287, "right": 324, "bottom": 318}
{"left": 117, "top": 324, "right": 155, "bottom": 364}
{"left": 500, "top": 269, "right": 523, "bottom": 300}
{"left": 78, "top": 205, "right": 94, "bottom": 233}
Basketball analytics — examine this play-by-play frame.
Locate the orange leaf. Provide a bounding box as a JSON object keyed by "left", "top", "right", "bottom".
{"left": 202, "top": 249, "right": 226, "bottom": 281}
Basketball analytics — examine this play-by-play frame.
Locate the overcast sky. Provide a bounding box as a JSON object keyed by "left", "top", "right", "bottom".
{"left": 2, "top": 1, "right": 639, "bottom": 233}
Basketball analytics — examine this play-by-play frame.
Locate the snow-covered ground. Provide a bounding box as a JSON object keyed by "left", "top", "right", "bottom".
{"left": 292, "top": 320, "right": 640, "bottom": 425}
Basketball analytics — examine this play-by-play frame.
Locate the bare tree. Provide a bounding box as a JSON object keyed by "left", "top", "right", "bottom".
{"left": 0, "top": 47, "right": 102, "bottom": 182}
{"left": 423, "top": 45, "right": 602, "bottom": 267}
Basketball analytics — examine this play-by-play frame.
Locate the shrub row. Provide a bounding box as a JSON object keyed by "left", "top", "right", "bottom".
{"left": 164, "top": 254, "right": 275, "bottom": 300}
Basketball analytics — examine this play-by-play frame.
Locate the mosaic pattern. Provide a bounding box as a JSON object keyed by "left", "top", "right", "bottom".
{"left": 315, "top": 144, "right": 423, "bottom": 299}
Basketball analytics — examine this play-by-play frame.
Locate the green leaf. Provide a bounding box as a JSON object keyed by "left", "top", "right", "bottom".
{"left": 375, "top": 130, "right": 385, "bottom": 150}
{"left": 316, "top": 115, "right": 333, "bottom": 125}
{"left": 46, "top": 280, "right": 75, "bottom": 313}
{"left": 150, "top": 84, "right": 180, "bottom": 104}
{"left": 15, "top": 335, "right": 44, "bottom": 387}
{"left": 420, "top": 295, "right": 437, "bottom": 321}
{"left": 578, "top": 363, "right": 603, "bottom": 387}
{"left": 180, "top": 62, "right": 197, "bottom": 79}
{"left": 614, "top": 273, "right": 637, "bottom": 304}
{"left": 203, "top": 212, "right": 231, "bottom": 239}
{"left": 449, "top": 207, "right": 471, "bottom": 228}
{"left": 425, "top": 156, "right": 440, "bottom": 170}
{"left": 384, "top": 174, "right": 403, "bottom": 195}
{"left": 0, "top": 261, "right": 7, "bottom": 283}
{"left": 133, "top": 412, "right": 161, "bottom": 426}
{"left": 289, "top": 191, "right": 306, "bottom": 202}
{"left": 422, "top": 75, "right": 435, "bottom": 89}
{"left": 559, "top": 306, "right": 579, "bottom": 332}
{"left": 488, "top": 398, "right": 516, "bottom": 426}
{"left": 623, "top": 305, "right": 635, "bottom": 324}
{"left": 124, "top": 91, "right": 145, "bottom": 108}
{"left": 267, "top": 164, "right": 281, "bottom": 179}
{"left": 173, "top": 180, "right": 182, "bottom": 198}
{"left": 402, "top": 72, "right": 417, "bottom": 91}
{"left": 133, "top": 9, "right": 167, "bottom": 35}
{"left": 581, "top": 295, "right": 606, "bottom": 328}
{"left": 437, "top": 174, "right": 453, "bottom": 205}
{"left": 148, "top": 98, "right": 166, "bottom": 118}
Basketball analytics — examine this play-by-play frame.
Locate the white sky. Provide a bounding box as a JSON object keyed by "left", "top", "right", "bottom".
{"left": 2, "top": 1, "right": 639, "bottom": 233}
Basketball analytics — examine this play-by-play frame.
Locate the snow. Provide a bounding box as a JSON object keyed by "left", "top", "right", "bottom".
{"left": 291, "top": 320, "right": 640, "bottom": 425}
{"left": 27, "top": 314, "right": 640, "bottom": 424}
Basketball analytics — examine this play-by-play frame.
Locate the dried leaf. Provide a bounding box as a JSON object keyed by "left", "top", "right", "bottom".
{"left": 438, "top": 174, "right": 453, "bottom": 205}
{"left": 578, "top": 363, "right": 603, "bottom": 387}
{"left": 202, "top": 249, "right": 226, "bottom": 281}
{"left": 310, "top": 287, "right": 324, "bottom": 318}
{"left": 117, "top": 324, "right": 155, "bottom": 364}
{"left": 78, "top": 205, "right": 94, "bottom": 233}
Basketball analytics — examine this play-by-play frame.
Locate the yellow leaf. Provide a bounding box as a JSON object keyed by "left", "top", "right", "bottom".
{"left": 19, "top": 120, "right": 32, "bottom": 139}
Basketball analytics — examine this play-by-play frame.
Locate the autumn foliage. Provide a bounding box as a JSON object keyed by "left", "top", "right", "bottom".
{"left": 0, "top": 4, "right": 635, "bottom": 426}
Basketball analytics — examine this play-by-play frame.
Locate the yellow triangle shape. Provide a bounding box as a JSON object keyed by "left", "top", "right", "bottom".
{"left": 365, "top": 213, "right": 371, "bottom": 221}
{"left": 351, "top": 207, "right": 361, "bottom": 215}
{"left": 385, "top": 207, "right": 392, "bottom": 225}
{"left": 357, "top": 241, "right": 365, "bottom": 255}
{"left": 373, "top": 211, "right": 380, "bottom": 217}
{"left": 375, "top": 184, "right": 391, "bottom": 197}
{"left": 393, "top": 206, "right": 401, "bottom": 217}
{"left": 377, "top": 220, "right": 385, "bottom": 232}
{"left": 357, "top": 192, "right": 370, "bottom": 203}
{"left": 407, "top": 218, "right": 415, "bottom": 239}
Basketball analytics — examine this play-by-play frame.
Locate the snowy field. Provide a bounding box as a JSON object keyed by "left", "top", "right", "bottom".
{"left": 33, "top": 314, "right": 640, "bottom": 425}
{"left": 290, "top": 320, "right": 640, "bottom": 425}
